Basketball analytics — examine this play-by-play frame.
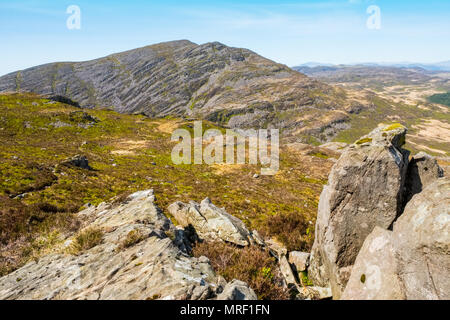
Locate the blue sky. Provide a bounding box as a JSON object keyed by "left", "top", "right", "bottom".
{"left": 1, "top": 0, "right": 450, "bottom": 76}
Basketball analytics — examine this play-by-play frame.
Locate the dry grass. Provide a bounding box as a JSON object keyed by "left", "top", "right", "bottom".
{"left": 192, "top": 241, "right": 290, "bottom": 300}
{"left": 260, "top": 211, "right": 314, "bottom": 252}
{"left": 67, "top": 228, "right": 104, "bottom": 255}
{"left": 118, "top": 229, "right": 147, "bottom": 250}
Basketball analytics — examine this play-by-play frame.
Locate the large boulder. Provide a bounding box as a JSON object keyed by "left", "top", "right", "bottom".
{"left": 343, "top": 178, "right": 449, "bottom": 300}
{"left": 309, "top": 123, "right": 410, "bottom": 299}
{"left": 0, "top": 190, "right": 251, "bottom": 300}
{"left": 168, "top": 198, "right": 252, "bottom": 246}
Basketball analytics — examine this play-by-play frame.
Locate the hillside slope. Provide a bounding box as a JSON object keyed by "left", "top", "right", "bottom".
{"left": 0, "top": 93, "right": 337, "bottom": 282}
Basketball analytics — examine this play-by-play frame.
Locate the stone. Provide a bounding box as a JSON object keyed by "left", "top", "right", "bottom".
{"left": 216, "top": 280, "right": 257, "bottom": 300}
{"left": 297, "top": 286, "right": 332, "bottom": 300}
{"left": 167, "top": 198, "right": 251, "bottom": 246}
{"left": 0, "top": 190, "right": 253, "bottom": 300}
{"left": 341, "top": 227, "right": 405, "bottom": 300}
{"left": 309, "top": 123, "right": 410, "bottom": 299}
{"left": 250, "top": 230, "right": 266, "bottom": 247}
{"left": 63, "top": 155, "right": 92, "bottom": 170}
{"left": 265, "top": 238, "right": 288, "bottom": 260}
{"left": 404, "top": 151, "right": 444, "bottom": 204}
{"left": 393, "top": 179, "right": 450, "bottom": 300}
{"left": 50, "top": 121, "right": 72, "bottom": 128}
{"left": 279, "top": 256, "right": 300, "bottom": 292}
{"left": 288, "top": 251, "right": 310, "bottom": 273}
{"left": 343, "top": 179, "right": 449, "bottom": 300}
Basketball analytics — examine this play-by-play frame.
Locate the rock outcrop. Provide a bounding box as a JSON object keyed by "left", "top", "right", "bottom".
{"left": 168, "top": 198, "right": 252, "bottom": 246}
{"left": 392, "top": 178, "right": 449, "bottom": 299}
{"left": 61, "top": 155, "right": 92, "bottom": 170}
{"left": 309, "top": 123, "right": 410, "bottom": 298}
{"left": 343, "top": 178, "right": 449, "bottom": 300}
{"left": 0, "top": 190, "right": 253, "bottom": 300}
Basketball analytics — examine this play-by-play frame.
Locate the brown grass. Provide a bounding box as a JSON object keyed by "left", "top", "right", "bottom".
{"left": 67, "top": 228, "right": 104, "bottom": 255}
{"left": 118, "top": 229, "right": 147, "bottom": 250}
{"left": 260, "top": 211, "right": 314, "bottom": 252}
{"left": 192, "top": 241, "right": 289, "bottom": 300}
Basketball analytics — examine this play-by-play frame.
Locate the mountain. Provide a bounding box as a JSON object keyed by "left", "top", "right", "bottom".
{"left": 295, "top": 62, "right": 334, "bottom": 68}
{"left": 0, "top": 40, "right": 359, "bottom": 141}
{"left": 293, "top": 61, "right": 450, "bottom": 72}
{"left": 1, "top": 41, "right": 448, "bottom": 148}
{"left": 292, "top": 64, "right": 442, "bottom": 87}
{"left": 375, "top": 61, "right": 450, "bottom": 72}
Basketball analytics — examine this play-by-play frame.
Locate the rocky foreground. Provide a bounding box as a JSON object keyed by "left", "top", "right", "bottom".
{"left": 0, "top": 123, "right": 448, "bottom": 300}
{"left": 0, "top": 190, "right": 256, "bottom": 300}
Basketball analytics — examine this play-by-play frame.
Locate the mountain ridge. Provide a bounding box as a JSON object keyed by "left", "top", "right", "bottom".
{"left": 0, "top": 40, "right": 359, "bottom": 142}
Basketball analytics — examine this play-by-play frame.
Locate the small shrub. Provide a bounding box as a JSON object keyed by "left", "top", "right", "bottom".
{"left": 261, "top": 211, "right": 313, "bottom": 252}
{"left": 308, "top": 152, "right": 330, "bottom": 159}
{"left": 299, "top": 271, "right": 314, "bottom": 286}
{"left": 119, "top": 229, "right": 146, "bottom": 250}
{"left": 0, "top": 196, "right": 32, "bottom": 245}
{"left": 68, "top": 228, "right": 103, "bottom": 255}
{"left": 35, "top": 202, "right": 59, "bottom": 213}
{"left": 192, "top": 241, "right": 289, "bottom": 300}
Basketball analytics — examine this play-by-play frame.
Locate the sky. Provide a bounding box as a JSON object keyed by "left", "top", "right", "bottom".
{"left": 1, "top": 0, "right": 450, "bottom": 76}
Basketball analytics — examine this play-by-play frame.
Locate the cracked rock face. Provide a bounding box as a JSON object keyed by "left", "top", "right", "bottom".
{"left": 341, "top": 227, "right": 405, "bottom": 300}
{"left": 393, "top": 178, "right": 450, "bottom": 300}
{"left": 0, "top": 190, "right": 222, "bottom": 300}
{"left": 309, "top": 124, "right": 410, "bottom": 299}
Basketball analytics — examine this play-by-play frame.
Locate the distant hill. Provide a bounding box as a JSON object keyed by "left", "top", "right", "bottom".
{"left": 294, "top": 61, "right": 450, "bottom": 72}
{"left": 292, "top": 64, "right": 450, "bottom": 93}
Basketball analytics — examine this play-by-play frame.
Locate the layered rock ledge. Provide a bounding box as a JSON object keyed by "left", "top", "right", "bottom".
{"left": 0, "top": 190, "right": 256, "bottom": 300}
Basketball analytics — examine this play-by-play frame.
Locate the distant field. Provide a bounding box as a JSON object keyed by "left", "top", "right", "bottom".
{"left": 428, "top": 92, "right": 450, "bottom": 107}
